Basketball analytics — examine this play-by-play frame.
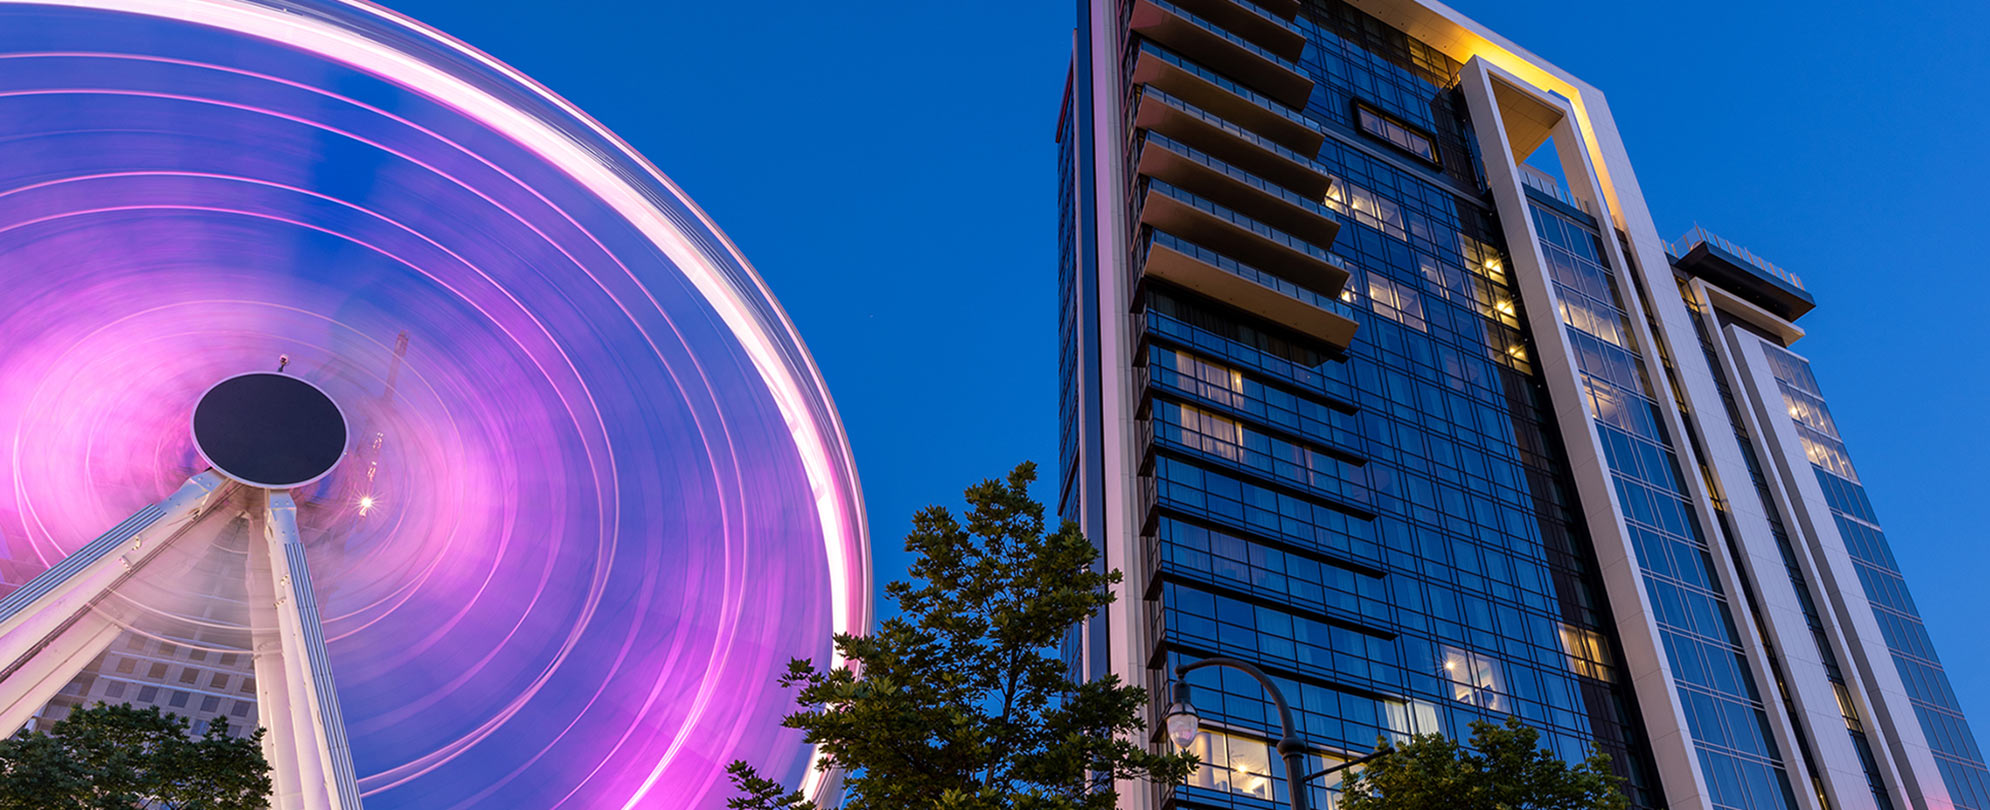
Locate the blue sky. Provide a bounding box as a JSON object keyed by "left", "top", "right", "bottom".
{"left": 384, "top": 0, "right": 1990, "bottom": 734}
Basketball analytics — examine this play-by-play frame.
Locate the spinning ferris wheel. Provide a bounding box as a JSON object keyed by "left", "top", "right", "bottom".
{"left": 0, "top": 1, "right": 869, "bottom": 807}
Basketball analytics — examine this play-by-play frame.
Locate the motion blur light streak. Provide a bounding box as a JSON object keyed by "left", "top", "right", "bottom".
{"left": 0, "top": 0, "right": 869, "bottom": 807}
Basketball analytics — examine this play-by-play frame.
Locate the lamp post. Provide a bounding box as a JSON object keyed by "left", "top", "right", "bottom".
{"left": 1163, "top": 657, "right": 1393, "bottom": 810}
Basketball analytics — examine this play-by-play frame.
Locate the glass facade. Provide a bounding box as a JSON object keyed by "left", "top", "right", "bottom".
{"left": 1681, "top": 283, "right": 1896, "bottom": 810}
{"left": 1063, "top": 2, "right": 1660, "bottom": 807}
{"left": 1764, "top": 347, "right": 1990, "bottom": 810}
{"left": 1534, "top": 202, "right": 1796, "bottom": 810}
{"left": 1060, "top": 1, "right": 1987, "bottom": 809}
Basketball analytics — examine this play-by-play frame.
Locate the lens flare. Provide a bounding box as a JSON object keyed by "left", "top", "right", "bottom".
{"left": 0, "top": 1, "right": 868, "bottom": 807}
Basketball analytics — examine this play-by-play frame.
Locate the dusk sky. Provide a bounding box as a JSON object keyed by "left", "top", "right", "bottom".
{"left": 384, "top": 0, "right": 1990, "bottom": 733}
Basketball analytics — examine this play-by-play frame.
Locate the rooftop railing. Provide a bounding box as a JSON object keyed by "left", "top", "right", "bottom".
{"left": 1666, "top": 224, "right": 1804, "bottom": 291}
{"left": 1518, "top": 164, "right": 1596, "bottom": 216}
{"left": 1144, "top": 0, "right": 1304, "bottom": 76}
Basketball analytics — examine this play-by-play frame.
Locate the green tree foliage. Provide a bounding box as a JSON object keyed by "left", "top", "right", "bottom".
{"left": 729, "top": 462, "right": 1195, "bottom": 810}
{"left": 1339, "top": 716, "right": 1627, "bottom": 810}
{"left": 0, "top": 702, "right": 272, "bottom": 810}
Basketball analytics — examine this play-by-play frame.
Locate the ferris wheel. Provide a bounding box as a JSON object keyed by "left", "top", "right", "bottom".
{"left": 0, "top": 1, "right": 869, "bottom": 807}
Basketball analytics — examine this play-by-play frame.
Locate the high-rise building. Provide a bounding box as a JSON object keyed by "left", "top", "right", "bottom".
{"left": 1053, "top": 2, "right": 1987, "bottom": 809}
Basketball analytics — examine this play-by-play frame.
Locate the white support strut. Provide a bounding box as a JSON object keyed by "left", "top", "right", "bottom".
{"left": 257, "top": 490, "right": 363, "bottom": 810}
{"left": 0, "top": 470, "right": 232, "bottom": 732}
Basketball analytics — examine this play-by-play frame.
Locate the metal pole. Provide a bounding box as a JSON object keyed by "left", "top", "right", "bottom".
{"left": 1301, "top": 743, "right": 1393, "bottom": 784}
{"left": 1176, "top": 657, "right": 1309, "bottom": 810}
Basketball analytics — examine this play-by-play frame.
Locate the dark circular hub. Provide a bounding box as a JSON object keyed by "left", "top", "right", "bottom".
{"left": 193, "top": 373, "right": 347, "bottom": 488}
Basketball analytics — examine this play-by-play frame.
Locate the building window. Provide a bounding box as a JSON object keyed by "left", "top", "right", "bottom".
{"left": 1558, "top": 624, "right": 1616, "bottom": 682}
{"left": 1366, "top": 275, "right": 1427, "bottom": 332}
{"left": 1354, "top": 103, "right": 1438, "bottom": 165}
{"left": 1168, "top": 350, "right": 1244, "bottom": 407}
{"left": 1384, "top": 699, "right": 1443, "bottom": 743}
{"left": 1325, "top": 177, "right": 1407, "bottom": 240}
{"left": 1439, "top": 646, "right": 1504, "bottom": 710}
{"left": 1174, "top": 404, "right": 1245, "bottom": 463}
{"left": 1187, "top": 729, "right": 1277, "bottom": 799}
{"left": 1188, "top": 729, "right": 1360, "bottom": 801}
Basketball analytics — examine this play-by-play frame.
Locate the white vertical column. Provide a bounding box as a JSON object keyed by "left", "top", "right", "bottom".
{"left": 1084, "top": 4, "right": 1150, "bottom": 809}
{"left": 256, "top": 490, "right": 363, "bottom": 810}
{"left": 1692, "top": 284, "right": 1917, "bottom": 810}
{"left": 1456, "top": 56, "right": 1711, "bottom": 810}
{"left": 1555, "top": 97, "right": 1853, "bottom": 810}
{"left": 1730, "top": 330, "right": 1955, "bottom": 810}
{"left": 249, "top": 523, "right": 307, "bottom": 810}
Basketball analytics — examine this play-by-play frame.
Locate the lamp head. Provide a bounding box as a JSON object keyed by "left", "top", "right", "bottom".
{"left": 1164, "top": 701, "right": 1201, "bottom": 749}
{"left": 1163, "top": 678, "right": 1200, "bottom": 749}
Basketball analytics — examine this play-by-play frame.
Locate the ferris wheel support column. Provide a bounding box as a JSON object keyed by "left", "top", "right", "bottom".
{"left": 0, "top": 605, "right": 126, "bottom": 735}
{"left": 255, "top": 490, "right": 363, "bottom": 810}
{"left": 0, "top": 470, "right": 233, "bottom": 732}
{"left": 248, "top": 515, "right": 307, "bottom": 810}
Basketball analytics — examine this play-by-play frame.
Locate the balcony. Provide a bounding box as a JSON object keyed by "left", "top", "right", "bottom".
{"left": 1135, "top": 132, "right": 1340, "bottom": 243}
{"left": 1130, "top": 42, "right": 1325, "bottom": 154}
{"left": 1665, "top": 225, "right": 1815, "bottom": 320}
{"left": 1139, "top": 230, "right": 1358, "bottom": 348}
{"left": 1237, "top": 0, "right": 1298, "bottom": 17}
{"left": 1129, "top": 0, "right": 1313, "bottom": 107}
{"left": 1133, "top": 86, "right": 1331, "bottom": 197}
{"left": 1136, "top": 178, "right": 1349, "bottom": 296}
{"left": 1162, "top": 0, "right": 1306, "bottom": 60}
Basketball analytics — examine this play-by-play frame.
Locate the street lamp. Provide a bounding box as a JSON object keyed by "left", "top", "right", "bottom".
{"left": 1164, "top": 657, "right": 1394, "bottom": 810}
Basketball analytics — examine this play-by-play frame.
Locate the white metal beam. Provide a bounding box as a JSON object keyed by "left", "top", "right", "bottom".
{"left": 0, "top": 471, "right": 232, "bottom": 729}
{"left": 256, "top": 491, "right": 363, "bottom": 810}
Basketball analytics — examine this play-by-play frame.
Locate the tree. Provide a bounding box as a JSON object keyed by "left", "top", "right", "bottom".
{"left": 729, "top": 462, "right": 1195, "bottom": 810}
{"left": 0, "top": 702, "right": 272, "bottom": 810}
{"left": 1338, "top": 716, "right": 1627, "bottom": 810}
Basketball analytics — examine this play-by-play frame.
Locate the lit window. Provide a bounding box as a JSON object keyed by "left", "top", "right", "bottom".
{"left": 1558, "top": 624, "right": 1615, "bottom": 682}
{"left": 1188, "top": 729, "right": 1356, "bottom": 800}
{"left": 1355, "top": 104, "right": 1438, "bottom": 164}
{"left": 1366, "top": 275, "right": 1427, "bottom": 332}
{"left": 1833, "top": 682, "right": 1865, "bottom": 732}
{"left": 1558, "top": 295, "right": 1625, "bottom": 347}
{"left": 1439, "top": 646, "right": 1504, "bottom": 710}
{"left": 1779, "top": 388, "right": 1841, "bottom": 437}
{"left": 1175, "top": 404, "right": 1245, "bottom": 463}
{"left": 1797, "top": 433, "right": 1858, "bottom": 482}
{"left": 1324, "top": 177, "right": 1407, "bottom": 240}
{"left": 1170, "top": 351, "right": 1244, "bottom": 407}
{"left": 1188, "top": 729, "right": 1276, "bottom": 799}
{"left": 1384, "top": 699, "right": 1442, "bottom": 743}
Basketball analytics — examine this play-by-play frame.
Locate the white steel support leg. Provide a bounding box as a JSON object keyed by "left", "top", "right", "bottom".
{"left": 0, "top": 470, "right": 231, "bottom": 730}
{"left": 248, "top": 528, "right": 307, "bottom": 810}
{"left": 256, "top": 490, "right": 361, "bottom": 810}
{"left": 0, "top": 610, "right": 125, "bottom": 734}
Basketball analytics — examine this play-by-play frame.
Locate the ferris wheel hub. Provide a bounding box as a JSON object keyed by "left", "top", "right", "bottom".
{"left": 192, "top": 372, "right": 348, "bottom": 490}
